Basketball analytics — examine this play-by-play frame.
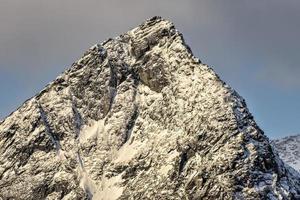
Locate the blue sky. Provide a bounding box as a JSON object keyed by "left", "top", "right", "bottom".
{"left": 0, "top": 0, "right": 299, "bottom": 138}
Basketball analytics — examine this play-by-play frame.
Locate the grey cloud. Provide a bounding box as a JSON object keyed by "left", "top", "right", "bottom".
{"left": 256, "top": 60, "right": 300, "bottom": 88}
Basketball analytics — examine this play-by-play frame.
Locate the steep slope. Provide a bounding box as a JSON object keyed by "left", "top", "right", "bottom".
{"left": 272, "top": 134, "right": 300, "bottom": 172}
{"left": 0, "top": 17, "right": 299, "bottom": 200}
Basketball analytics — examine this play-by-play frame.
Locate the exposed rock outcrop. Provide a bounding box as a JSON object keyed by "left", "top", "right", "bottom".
{"left": 272, "top": 134, "right": 300, "bottom": 172}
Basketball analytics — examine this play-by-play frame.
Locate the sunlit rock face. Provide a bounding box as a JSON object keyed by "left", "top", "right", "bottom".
{"left": 0, "top": 17, "right": 299, "bottom": 200}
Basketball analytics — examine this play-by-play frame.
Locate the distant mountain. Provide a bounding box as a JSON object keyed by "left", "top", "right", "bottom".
{"left": 0, "top": 17, "right": 299, "bottom": 199}
{"left": 272, "top": 134, "right": 300, "bottom": 172}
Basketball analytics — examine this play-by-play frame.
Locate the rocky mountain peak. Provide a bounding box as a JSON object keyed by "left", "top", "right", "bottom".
{"left": 0, "top": 17, "right": 299, "bottom": 199}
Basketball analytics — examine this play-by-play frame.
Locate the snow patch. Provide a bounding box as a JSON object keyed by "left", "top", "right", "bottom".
{"left": 79, "top": 170, "right": 97, "bottom": 199}
{"left": 77, "top": 152, "right": 97, "bottom": 198}
{"left": 114, "top": 142, "right": 139, "bottom": 163}
{"left": 80, "top": 120, "right": 105, "bottom": 143}
{"left": 93, "top": 174, "right": 124, "bottom": 200}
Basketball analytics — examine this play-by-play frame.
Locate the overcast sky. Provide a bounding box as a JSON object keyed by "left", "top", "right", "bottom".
{"left": 1, "top": 0, "right": 299, "bottom": 138}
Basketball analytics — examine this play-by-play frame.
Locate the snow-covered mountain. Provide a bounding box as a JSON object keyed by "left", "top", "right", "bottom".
{"left": 272, "top": 134, "right": 300, "bottom": 172}
{"left": 0, "top": 17, "right": 299, "bottom": 199}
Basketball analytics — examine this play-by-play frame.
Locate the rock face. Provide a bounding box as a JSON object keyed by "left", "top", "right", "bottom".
{"left": 272, "top": 134, "right": 300, "bottom": 172}
{"left": 0, "top": 17, "right": 299, "bottom": 200}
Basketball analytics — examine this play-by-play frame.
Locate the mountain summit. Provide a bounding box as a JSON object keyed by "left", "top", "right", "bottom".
{"left": 0, "top": 17, "right": 299, "bottom": 199}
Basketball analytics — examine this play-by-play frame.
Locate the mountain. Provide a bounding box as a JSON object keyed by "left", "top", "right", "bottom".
{"left": 0, "top": 17, "right": 299, "bottom": 200}
{"left": 272, "top": 134, "right": 300, "bottom": 172}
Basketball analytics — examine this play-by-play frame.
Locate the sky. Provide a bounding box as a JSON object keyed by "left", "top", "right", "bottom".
{"left": 0, "top": 0, "right": 299, "bottom": 139}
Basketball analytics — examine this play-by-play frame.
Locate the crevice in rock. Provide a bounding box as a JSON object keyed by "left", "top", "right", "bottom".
{"left": 179, "top": 152, "right": 188, "bottom": 175}
{"left": 2, "top": 138, "right": 15, "bottom": 154}
{"left": 123, "top": 106, "right": 139, "bottom": 144}
{"left": 76, "top": 152, "right": 84, "bottom": 171}
{"left": 36, "top": 101, "right": 61, "bottom": 155}
{"left": 107, "top": 62, "right": 118, "bottom": 115}
{"left": 122, "top": 71, "right": 140, "bottom": 145}
{"left": 71, "top": 96, "right": 83, "bottom": 139}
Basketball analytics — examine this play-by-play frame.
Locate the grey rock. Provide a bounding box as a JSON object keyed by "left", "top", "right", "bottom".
{"left": 272, "top": 134, "right": 300, "bottom": 172}
{"left": 0, "top": 16, "right": 299, "bottom": 200}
